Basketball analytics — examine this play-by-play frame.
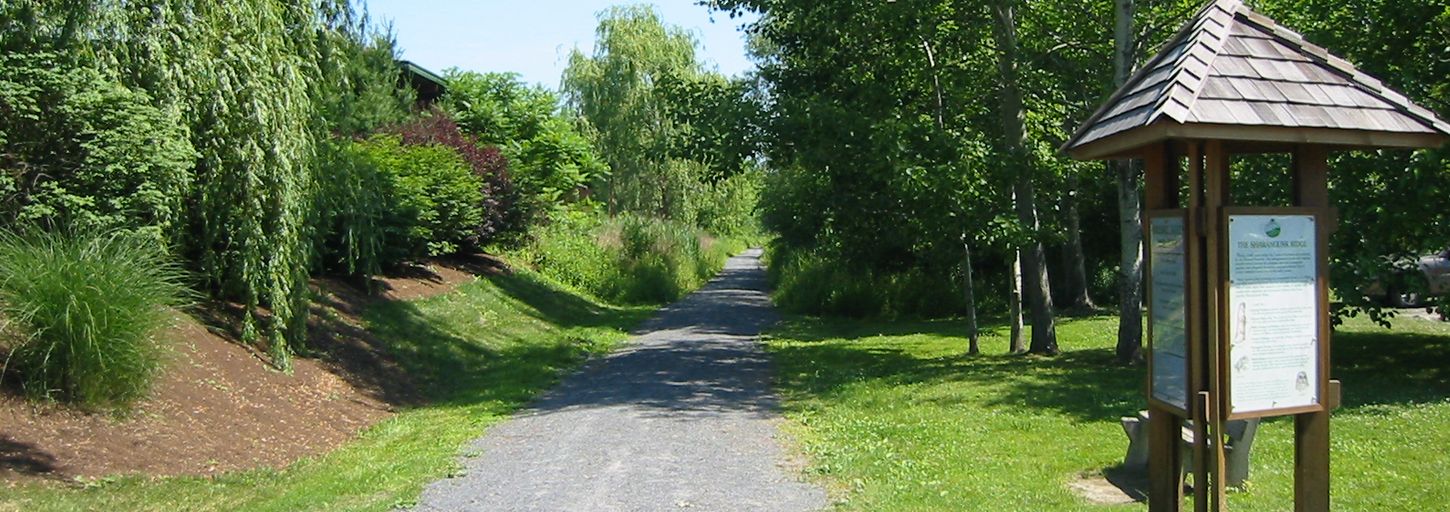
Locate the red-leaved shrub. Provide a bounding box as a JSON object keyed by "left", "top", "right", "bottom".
{"left": 390, "top": 109, "right": 521, "bottom": 244}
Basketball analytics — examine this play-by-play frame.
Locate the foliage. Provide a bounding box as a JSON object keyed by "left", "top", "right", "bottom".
{"left": 311, "top": 138, "right": 397, "bottom": 277}
{"left": 0, "top": 265, "right": 652, "bottom": 511}
{"left": 312, "top": 8, "right": 413, "bottom": 137}
{"left": 1251, "top": 0, "right": 1450, "bottom": 324}
{"left": 658, "top": 72, "right": 765, "bottom": 181}
{"left": 692, "top": 167, "right": 765, "bottom": 240}
{"left": 353, "top": 135, "right": 485, "bottom": 259}
{"left": 514, "top": 207, "right": 740, "bottom": 304}
{"left": 0, "top": 229, "right": 188, "bottom": 409}
{"left": 767, "top": 242, "right": 994, "bottom": 319}
{"left": 0, "top": 51, "right": 194, "bottom": 244}
{"left": 767, "top": 312, "right": 1450, "bottom": 510}
{"left": 391, "top": 110, "right": 518, "bottom": 243}
{"left": 562, "top": 5, "right": 704, "bottom": 219}
{"left": 442, "top": 71, "right": 606, "bottom": 213}
{"left": 0, "top": 0, "right": 416, "bottom": 369}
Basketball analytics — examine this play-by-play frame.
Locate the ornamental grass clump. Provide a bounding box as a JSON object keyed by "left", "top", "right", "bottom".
{"left": 0, "top": 229, "right": 189, "bottom": 409}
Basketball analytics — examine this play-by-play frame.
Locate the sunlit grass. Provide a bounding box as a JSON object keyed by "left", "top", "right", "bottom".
{"left": 767, "top": 313, "right": 1450, "bottom": 511}
{"left": 0, "top": 268, "right": 653, "bottom": 511}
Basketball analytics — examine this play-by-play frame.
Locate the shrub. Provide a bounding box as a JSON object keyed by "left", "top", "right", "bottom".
{"left": 693, "top": 168, "right": 764, "bottom": 241}
{"left": 392, "top": 110, "right": 520, "bottom": 244}
{"left": 354, "top": 135, "right": 485, "bottom": 258}
{"left": 767, "top": 243, "right": 970, "bottom": 319}
{"left": 0, "top": 52, "right": 195, "bottom": 243}
{"left": 0, "top": 229, "right": 189, "bottom": 409}
{"left": 515, "top": 208, "right": 740, "bottom": 304}
{"left": 311, "top": 139, "right": 398, "bottom": 276}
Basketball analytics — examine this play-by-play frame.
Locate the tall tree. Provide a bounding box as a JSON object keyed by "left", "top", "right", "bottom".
{"left": 561, "top": 5, "right": 701, "bottom": 218}
{"left": 1112, "top": 0, "right": 1145, "bottom": 364}
{"left": 992, "top": 0, "right": 1059, "bottom": 355}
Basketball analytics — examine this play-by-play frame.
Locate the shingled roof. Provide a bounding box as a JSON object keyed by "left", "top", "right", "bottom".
{"left": 1064, "top": 0, "right": 1450, "bottom": 159}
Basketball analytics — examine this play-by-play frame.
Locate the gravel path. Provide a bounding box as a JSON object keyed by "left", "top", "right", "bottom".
{"left": 414, "top": 249, "right": 827, "bottom": 512}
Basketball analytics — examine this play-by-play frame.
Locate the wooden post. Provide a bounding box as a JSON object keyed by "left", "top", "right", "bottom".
{"left": 1145, "top": 142, "right": 1184, "bottom": 512}
{"left": 1204, "top": 141, "right": 1231, "bottom": 512}
{"left": 1292, "top": 145, "right": 1331, "bottom": 512}
{"left": 1183, "top": 141, "right": 1211, "bottom": 511}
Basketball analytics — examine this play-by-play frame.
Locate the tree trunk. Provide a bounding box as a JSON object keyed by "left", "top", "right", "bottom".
{"left": 993, "top": 0, "right": 1058, "bottom": 355}
{"left": 1061, "top": 177, "right": 1095, "bottom": 311}
{"left": 964, "top": 236, "right": 980, "bottom": 355}
{"left": 1010, "top": 250, "right": 1025, "bottom": 354}
{"left": 922, "top": 37, "right": 981, "bottom": 355}
{"left": 1113, "top": 0, "right": 1145, "bottom": 364}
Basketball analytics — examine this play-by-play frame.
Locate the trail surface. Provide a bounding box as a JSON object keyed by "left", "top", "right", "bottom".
{"left": 415, "top": 249, "right": 826, "bottom": 512}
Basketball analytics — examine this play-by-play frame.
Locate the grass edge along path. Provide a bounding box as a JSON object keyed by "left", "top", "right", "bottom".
{"left": 0, "top": 265, "right": 656, "bottom": 512}
{"left": 766, "top": 314, "right": 1450, "bottom": 511}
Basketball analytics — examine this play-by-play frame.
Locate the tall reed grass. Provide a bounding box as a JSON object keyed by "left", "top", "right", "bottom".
{"left": 0, "top": 229, "right": 189, "bottom": 409}
{"left": 514, "top": 210, "right": 742, "bottom": 304}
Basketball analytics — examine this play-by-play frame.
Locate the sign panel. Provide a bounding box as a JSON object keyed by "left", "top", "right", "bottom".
{"left": 1149, "top": 214, "right": 1189, "bottom": 411}
{"left": 1227, "top": 214, "right": 1319, "bottom": 414}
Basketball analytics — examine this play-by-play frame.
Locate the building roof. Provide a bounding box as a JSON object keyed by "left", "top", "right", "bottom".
{"left": 398, "top": 60, "right": 447, "bottom": 105}
{"left": 1064, "top": 0, "right": 1450, "bottom": 159}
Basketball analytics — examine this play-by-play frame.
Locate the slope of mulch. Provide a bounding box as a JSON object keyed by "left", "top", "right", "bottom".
{"left": 0, "top": 254, "right": 506, "bottom": 482}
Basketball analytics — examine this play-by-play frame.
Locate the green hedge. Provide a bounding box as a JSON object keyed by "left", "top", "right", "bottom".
{"left": 352, "top": 135, "right": 485, "bottom": 259}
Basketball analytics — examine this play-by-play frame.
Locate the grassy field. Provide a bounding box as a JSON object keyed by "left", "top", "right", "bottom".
{"left": 0, "top": 268, "right": 653, "bottom": 511}
{"left": 767, "top": 313, "right": 1450, "bottom": 511}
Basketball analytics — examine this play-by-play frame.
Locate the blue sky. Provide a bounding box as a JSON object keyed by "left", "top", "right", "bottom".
{"left": 364, "top": 1, "right": 759, "bottom": 89}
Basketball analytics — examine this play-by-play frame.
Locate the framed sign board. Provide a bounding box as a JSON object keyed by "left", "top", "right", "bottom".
{"left": 1224, "top": 209, "right": 1327, "bottom": 418}
{"left": 1147, "top": 210, "right": 1189, "bottom": 415}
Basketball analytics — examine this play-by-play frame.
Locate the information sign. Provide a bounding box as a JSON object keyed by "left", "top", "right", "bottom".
{"left": 1149, "top": 214, "right": 1189, "bottom": 411}
{"left": 1227, "top": 214, "right": 1319, "bottom": 414}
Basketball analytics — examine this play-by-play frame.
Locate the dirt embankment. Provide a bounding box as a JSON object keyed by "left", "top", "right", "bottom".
{"left": 0, "top": 254, "right": 505, "bottom": 482}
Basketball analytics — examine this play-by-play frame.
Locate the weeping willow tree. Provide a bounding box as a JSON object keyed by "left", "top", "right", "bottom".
{"left": 561, "top": 5, "right": 702, "bottom": 218}
{"left": 0, "top": 0, "right": 406, "bottom": 370}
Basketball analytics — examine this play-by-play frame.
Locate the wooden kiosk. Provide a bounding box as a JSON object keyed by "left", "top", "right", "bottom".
{"left": 1064, "top": 1, "right": 1450, "bottom": 510}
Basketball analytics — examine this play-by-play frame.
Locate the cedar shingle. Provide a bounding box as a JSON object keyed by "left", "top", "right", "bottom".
{"left": 1064, "top": 0, "right": 1450, "bottom": 152}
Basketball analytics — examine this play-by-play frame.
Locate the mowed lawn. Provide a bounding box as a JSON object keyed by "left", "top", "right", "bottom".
{"left": 767, "top": 313, "right": 1450, "bottom": 511}
{"left": 0, "top": 269, "right": 652, "bottom": 512}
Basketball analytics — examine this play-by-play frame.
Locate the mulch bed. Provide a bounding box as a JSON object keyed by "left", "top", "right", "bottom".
{"left": 0, "top": 254, "right": 506, "bottom": 482}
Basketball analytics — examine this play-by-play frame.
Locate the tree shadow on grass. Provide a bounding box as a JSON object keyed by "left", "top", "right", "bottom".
{"left": 769, "top": 321, "right": 1143, "bottom": 423}
{"left": 769, "top": 315, "right": 1450, "bottom": 423}
{"left": 487, "top": 271, "right": 648, "bottom": 331}
{"left": 1331, "top": 326, "right": 1450, "bottom": 410}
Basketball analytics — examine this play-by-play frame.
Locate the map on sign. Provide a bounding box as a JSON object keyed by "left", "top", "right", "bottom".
{"left": 1149, "top": 215, "right": 1188, "bottom": 411}
{"left": 1227, "top": 214, "right": 1319, "bottom": 414}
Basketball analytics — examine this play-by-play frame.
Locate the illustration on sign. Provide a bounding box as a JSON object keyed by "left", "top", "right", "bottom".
{"left": 1227, "top": 214, "right": 1319, "bottom": 414}
{"left": 1149, "top": 215, "right": 1188, "bottom": 411}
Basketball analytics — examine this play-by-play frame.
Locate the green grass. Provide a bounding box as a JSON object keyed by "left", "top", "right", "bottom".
{"left": 767, "top": 313, "right": 1450, "bottom": 511}
{"left": 0, "top": 267, "right": 653, "bottom": 511}
{"left": 516, "top": 209, "right": 743, "bottom": 305}
{"left": 0, "top": 229, "right": 189, "bottom": 409}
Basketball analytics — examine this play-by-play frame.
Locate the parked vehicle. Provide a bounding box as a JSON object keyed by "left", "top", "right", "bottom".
{"left": 1365, "top": 249, "right": 1450, "bottom": 308}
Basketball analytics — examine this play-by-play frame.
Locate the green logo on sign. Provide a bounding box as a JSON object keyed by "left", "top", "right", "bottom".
{"left": 1265, "top": 219, "right": 1281, "bottom": 238}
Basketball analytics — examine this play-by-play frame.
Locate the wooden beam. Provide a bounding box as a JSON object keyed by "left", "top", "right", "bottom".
{"left": 1204, "top": 140, "right": 1231, "bottom": 512}
{"left": 1184, "top": 141, "right": 1210, "bottom": 511}
{"left": 1292, "top": 145, "right": 1332, "bottom": 512}
{"left": 1145, "top": 142, "right": 1185, "bottom": 512}
{"left": 1067, "top": 123, "right": 1447, "bottom": 160}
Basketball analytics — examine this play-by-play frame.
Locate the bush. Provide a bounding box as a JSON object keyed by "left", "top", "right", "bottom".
{"left": 0, "top": 52, "right": 195, "bottom": 243}
{"left": 767, "top": 243, "right": 969, "bottom": 319}
{"left": 354, "top": 135, "right": 485, "bottom": 258}
{"left": 0, "top": 229, "right": 189, "bottom": 409}
{"left": 392, "top": 110, "right": 520, "bottom": 244}
{"left": 693, "top": 168, "right": 764, "bottom": 241}
{"left": 311, "top": 139, "right": 398, "bottom": 276}
{"left": 515, "top": 208, "right": 741, "bottom": 304}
